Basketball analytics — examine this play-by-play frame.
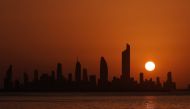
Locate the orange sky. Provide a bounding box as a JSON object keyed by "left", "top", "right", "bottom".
{"left": 0, "top": 0, "right": 190, "bottom": 88}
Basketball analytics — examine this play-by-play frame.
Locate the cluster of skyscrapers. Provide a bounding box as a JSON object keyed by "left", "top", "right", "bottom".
{"left": 1, "top": 44, "right": 186, "bottom": 92}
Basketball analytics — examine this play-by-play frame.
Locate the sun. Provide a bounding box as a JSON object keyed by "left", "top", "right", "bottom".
{"left": 145, "top": 61, "right": 155, "bottom": 72}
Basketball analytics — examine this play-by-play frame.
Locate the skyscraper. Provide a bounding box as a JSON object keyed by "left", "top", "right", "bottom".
{"left": 156, "top": 77, "right": 162, "bottom": 89}
{"left": 163, "top": 72, "right": 176, "bottom": 90}
{"left": 139, "top": 72, "right": 144, "bottom": 84}
{"left": 156, "top": 77, "right": 161, "bottom": 85}
{"left": 4, "top": 65, "right": 13, "bottom": 90}
{"left": 56, "top": 63, "right": 63, "bottom": 81}
{"left": 167, "top": 72, "right": 172, "bottom": 82}
{"left": 99, "top": 57, "right": 108, "bottom": 86}
{"left": 121, "top": 44, "right": 130, "bottom": 80}
{"left": 75, "top": 60, "right": 81, "bottom": 82}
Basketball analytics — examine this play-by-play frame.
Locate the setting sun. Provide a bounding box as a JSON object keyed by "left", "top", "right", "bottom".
{"left": 145, "top": 61, "right": 155, "bottom": 72}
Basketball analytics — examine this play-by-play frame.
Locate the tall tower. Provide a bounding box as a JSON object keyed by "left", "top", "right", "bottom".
{"left": 56, "top": 63, "right": 63, "bottom": 81}
{"left": 167, "top": 72, "right": 172, "bottom": 82}
{"left": 99, "top": 57, "right": 108, "bottom": 86}
{"left": 4, "top": 65, "right": 13, "bottom": 90}
{"left": 139, "top": 72, "right": 144, "bottom": 84}
{"left": 164, "top": 72, "right": 176, "bottom": 90}
{"left": 75, "top": 60, "right": 81, "bottom": 82}
{"left": 121, "top": 44, "right": 130, "bottom": 80}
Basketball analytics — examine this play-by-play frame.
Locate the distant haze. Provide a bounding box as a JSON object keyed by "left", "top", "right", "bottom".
{"left": 0, "top": 0, "right": 190, "bottom": 88}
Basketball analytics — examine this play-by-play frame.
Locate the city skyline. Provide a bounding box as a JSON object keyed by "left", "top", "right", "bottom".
{"left": 0, "top": 44, "right": 188, "bottom": 90}
{"left": 2, "top": 44, "right": 189, "bottom": 92}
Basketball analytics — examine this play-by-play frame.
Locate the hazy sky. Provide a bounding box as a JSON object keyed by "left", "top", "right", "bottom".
{"left": 0, "top": 0, "right": 190, "bottom": 88}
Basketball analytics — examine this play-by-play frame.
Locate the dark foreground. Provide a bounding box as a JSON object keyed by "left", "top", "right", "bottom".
{"left": 0, "top": 93, "right": 190, "bottom": 109}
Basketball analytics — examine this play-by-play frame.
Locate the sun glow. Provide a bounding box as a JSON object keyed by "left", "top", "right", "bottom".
{"left": 145, "top": 61, "right": 155, "bottom": 72}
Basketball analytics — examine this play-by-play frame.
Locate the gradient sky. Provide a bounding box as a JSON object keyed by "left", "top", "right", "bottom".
{"left": 0, "top": 0, "right": 190, "bottom": 88}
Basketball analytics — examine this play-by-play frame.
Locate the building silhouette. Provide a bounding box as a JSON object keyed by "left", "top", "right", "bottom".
{"left": 4, "top": 65, "right": 13, "bottom": 90}
{"left": 75, "top": 60, "right": 81, "bottom": 82}
{"left": 156, "top": 77, "right": 162, "bottom": 90}
{"left": 139, "top": 72, "right": 144, "bottom": 84}
{"left": 163, "top": 72, "right": 176, "bottom": 90}
{"left": 98, "top": 57, "right": 108, "bottom": 89}
{"left": 121, "top": 44, "right": 130, "bottom": 81}
{"left": 57, "top": 63, "right": 63, "bottom": 81}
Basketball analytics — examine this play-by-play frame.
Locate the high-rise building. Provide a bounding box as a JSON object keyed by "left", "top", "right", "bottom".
{"left": 121, "top": 44, "right": 130, "bottom": 80}
{"left": 4, "top": 65, "right": 13, "bottom": 90}
{"left": 75, "top": 60, "right": 81, "bottom": 82}
{"left": 163, "top": 72, "right": 176, "bottom": 90}
{"left": 56, "top": 63, "right": 63, "bottom": 81}
{"left": 156, "top": 77, "right": 160, "bottom": 85}
{"left": 139, "top": 72, "right": 144, "bottom": 84}
{"left": 156, "top": 77, "right": 162, "bottom": 89}
{"left": 167, "top": 72, "right": 172, "bottom": 82}
{"left": 99, "top": 57, "right": 108, "bottom": 86}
